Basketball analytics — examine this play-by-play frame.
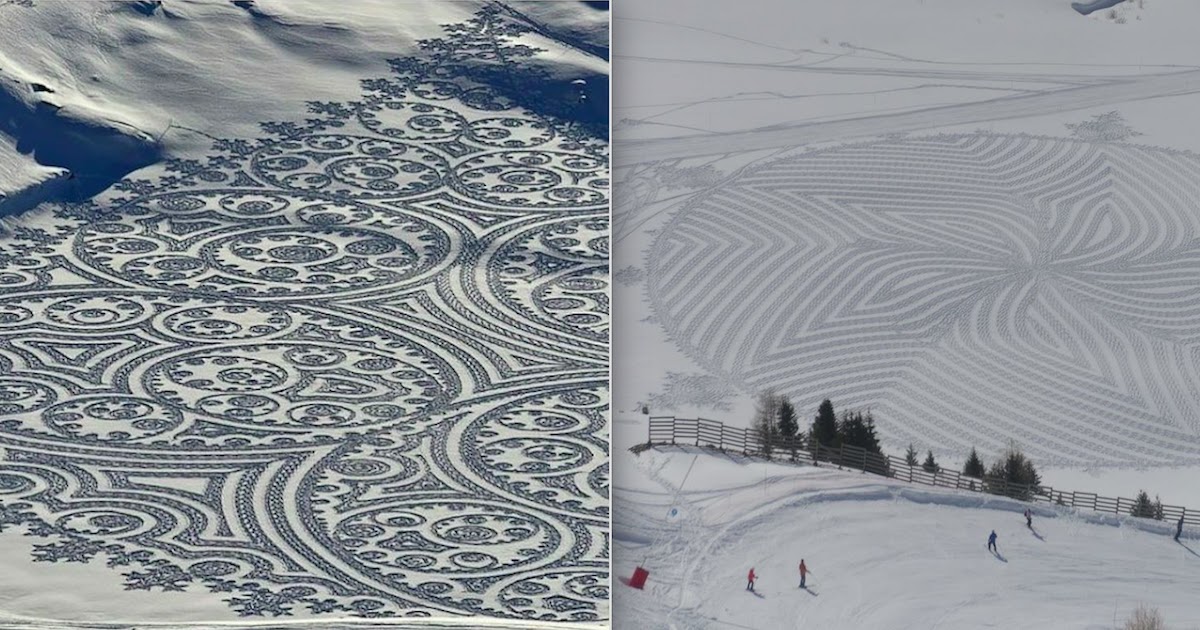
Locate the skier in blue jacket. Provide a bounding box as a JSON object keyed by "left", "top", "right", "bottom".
{"left": 988, "top": 530, "right": 998, "bottom": 553}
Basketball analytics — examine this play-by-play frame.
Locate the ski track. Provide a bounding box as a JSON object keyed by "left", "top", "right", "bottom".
{"left": 617, "top": 69, "right": 1200, "bottom": 165}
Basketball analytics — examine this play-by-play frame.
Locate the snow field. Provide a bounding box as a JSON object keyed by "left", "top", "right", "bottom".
{"left": 615, "top": 444, "right": 1200, "bottom": 629}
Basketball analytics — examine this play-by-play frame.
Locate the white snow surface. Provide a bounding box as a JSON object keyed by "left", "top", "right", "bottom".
{"left": 0, "top": 1, "right": 610, "bottom": 627}
{"left": 613, "top": 0, "right": 1200, "bottom": 506}
{"left": 614, "top": 415, "right": 1200, "bottom": 630}
{"left": 0, "top": 0, "right": 605, "bottom": 206}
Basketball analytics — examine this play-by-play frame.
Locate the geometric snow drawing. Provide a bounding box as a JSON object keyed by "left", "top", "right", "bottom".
{"left": 0, "top": 7, "right": 608, "bottom": 623}
{"left": 648, "top": 133, "right": 1200, "bottom": 467}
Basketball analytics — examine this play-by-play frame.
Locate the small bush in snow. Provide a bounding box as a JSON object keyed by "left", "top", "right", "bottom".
{"left": 1123, "top": 604, "right": 1166, "bottom": 630}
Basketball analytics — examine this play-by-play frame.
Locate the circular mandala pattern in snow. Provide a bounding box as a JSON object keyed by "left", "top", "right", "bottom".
{"left": 0, "top": 9, "right": 608, "bottom": 622}
{"left": 42, "top": 396, "right": 185, "bottom": 442}
{"left": 251, "top": 135, "right": 449, "bottom": 199}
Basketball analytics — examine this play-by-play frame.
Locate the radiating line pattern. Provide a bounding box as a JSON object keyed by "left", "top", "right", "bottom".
{"left": 648, "top": 133, "right": 1200, "bottom": 466}
{"left": 0, "top": 6, "right": 608, "bottom": 623}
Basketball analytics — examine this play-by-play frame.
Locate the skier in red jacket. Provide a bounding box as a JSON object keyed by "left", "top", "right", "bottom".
{"left": 746, "top": 567, "right": 756, "bottom": 591}
{"left": 798, "top": 559, "right": 811, "bottom": 588}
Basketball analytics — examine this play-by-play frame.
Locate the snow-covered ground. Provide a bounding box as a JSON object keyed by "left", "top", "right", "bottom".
{"left": 613, "top": 4, "right": 1200, "bottom": 626}
{"left": 0, "top": 0, "right": 607, "bottom": 212}
{"left": 614, "top": 414, "right": 1200, "bottom": 630}
{"left": 0, "top": 1, "right": 609, "bottom": 627}
{"left": 613, "top": 0, "right": 1200, "bottom": 509}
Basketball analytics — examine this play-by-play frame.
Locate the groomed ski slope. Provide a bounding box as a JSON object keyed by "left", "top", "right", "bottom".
{"left": 614, "top": 436, "right": 1200, "bottom": 629}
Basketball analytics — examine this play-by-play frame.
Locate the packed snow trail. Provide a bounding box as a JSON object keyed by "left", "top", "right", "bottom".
{"left": 616, "top": 68, "right": 1200, "bottom": 164}
{"left": 615, "top": 449, "right": 1200, "bottom": 630}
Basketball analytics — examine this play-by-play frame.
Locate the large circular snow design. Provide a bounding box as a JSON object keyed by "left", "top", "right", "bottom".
{"left": 649, "top": 134, "right": 1200, "bottom": 466}
{"left": 0, "top": 8, "right": 609, "bottom": 622}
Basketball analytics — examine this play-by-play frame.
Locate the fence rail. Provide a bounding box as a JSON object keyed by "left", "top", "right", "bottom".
{"left": 646, "top": 416, "right": 1200, "bottom": 527}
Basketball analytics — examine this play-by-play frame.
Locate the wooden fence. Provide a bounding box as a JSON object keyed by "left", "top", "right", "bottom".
{"left": 646, "top": 415, "right": 1200, "bottom": 527}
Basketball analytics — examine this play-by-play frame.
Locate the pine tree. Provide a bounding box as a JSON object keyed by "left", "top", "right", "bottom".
{"left": 838, "top": 410, "right": 861, "bottom": 449}
{"left": 963, "top": 447, "right": 985, "bottom": 479}
{"left": 778, "top": 397, "right": 800, "bottom": 460}
{"left": 1154, "top": 495, "right": 1165, "bottom": 521}
{"left": 861, "top": 411, "right": 889, "bottom": 476}
{"left": 905, "top": 443, "right": 918, "bottom": 467}
{"left": 811, "top": 399, "right": 839, "bottom": 449}
{"left": 986, "top": 443, "right": 1041, "bottom": 500}
{"left": 922, "top": 450, "right": 940, "bottom": 474}
{"left": 1131, "top": 490, "right": 1155, "bottom": 518}
{"left": 862, "top": 411, "right": 882, "bottom": 454}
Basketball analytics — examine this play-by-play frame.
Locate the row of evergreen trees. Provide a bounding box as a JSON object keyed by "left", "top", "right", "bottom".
{"left": 964, "top": 443, "right": 1042, "bottom": 501}
{"left": 746, "top": 392, "right": 1174, "bottom": 517}
{"left": 750, "top": 393, "right": 885, "bottom": 461}
{"left": 899, "top": 442, "right": 1044, "bottom": 500}
{"left": 1131, "top": 490, "right": 1165, "bottom": 520}
{"left": 750, "top": 391, "right": 1045, "bottom": 500}
{"left": 902, "top": 443, "right": 1043, "bottom": 500}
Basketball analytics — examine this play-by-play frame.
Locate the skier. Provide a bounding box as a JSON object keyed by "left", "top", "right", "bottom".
{"left": 987, "top": 530, "right": 998, "bottom": 553}
{"left": 1177, "top": 515, "right": 1185, "bottom": 542}
{"left": 1024, "top": 508, "right": 1032, "bottom": 528}
{"left": 746, "top": 567, "right": 757, "bottom": 591}
{"left": 798, "top": 559, "right": 810, "bottom": 588}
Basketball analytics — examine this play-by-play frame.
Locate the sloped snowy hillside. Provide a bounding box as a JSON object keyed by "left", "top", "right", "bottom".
{"left": 614, "top": 414, "right": 1200, "bottom": 630}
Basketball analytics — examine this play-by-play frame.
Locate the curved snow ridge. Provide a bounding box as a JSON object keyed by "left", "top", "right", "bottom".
{"left": 747, "top": 480, "right": 1191, "bottom": 540}
{"left": 0, "top": 68, "right": 160, "bottom": 214}
{"left": 0, "top": 142, "right": 68, "bottom": 218}
{"left": 1071, "top": 0, "right": 1125, "bottom": 16}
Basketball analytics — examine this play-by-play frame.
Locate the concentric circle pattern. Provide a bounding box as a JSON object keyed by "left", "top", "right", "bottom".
{"left": 0, "top": 7, "right": 607, "bottom": 624}
{"left": 649, "top": 133, "right": 1200, "bottom": 466}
